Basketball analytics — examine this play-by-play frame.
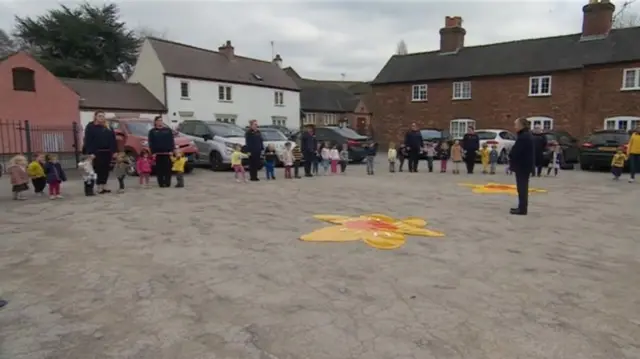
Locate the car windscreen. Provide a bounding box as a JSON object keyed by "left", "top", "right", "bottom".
{"left": 420, "top": 129, "right": 442, "bottom": 139}
{"left": 475, "top": 131, "right": 497, "bottom": 140}
{"left": 208, "top": 124, "right": 245, "bottom": 138}
{"left": 126, "top": 122, "right": 154, "bottom": 136}
{"left": 330, "top": 127, "right": 368, "bottom": 139}
{"left": 261, "top": 129, "right": 287, "bottom": 141}
{"left": 586, "top": 132, "right": 630, "bottom": 145}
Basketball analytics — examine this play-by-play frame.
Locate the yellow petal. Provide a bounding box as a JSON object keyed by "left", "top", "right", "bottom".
{"left": 312, "top": 215, "right": 351, "bottom": 225}
{"left": 395, "top": 223, "right": 445, "bottom": 237}
{"left": 458, "top": 183, "right": 478, "bottom": 188}
{"left": 361, "top": 214, "right": 396, "bottom": 223}
{"left": 400, "top": 217, "right": 427, "bottom": 228}
{"left": 361, "top": 231, "right": 406, "bottom": 250}
{"left": 300, "top": 225, "right": 362, "bottom": 242}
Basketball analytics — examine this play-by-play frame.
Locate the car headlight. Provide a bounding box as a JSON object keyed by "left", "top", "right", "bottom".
{"left": 141, "top": 140, "right": 148, "bottom": 146}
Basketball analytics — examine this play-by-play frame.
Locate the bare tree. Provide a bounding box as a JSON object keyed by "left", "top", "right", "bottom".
{"left": 396, "top": 40, "right": 408, "bottom": 55}
{"left": 135, "top": 26, "right": 168, "bottom": 40}
{"left": 613, "top": 0, "right": 640, "bottom": 28}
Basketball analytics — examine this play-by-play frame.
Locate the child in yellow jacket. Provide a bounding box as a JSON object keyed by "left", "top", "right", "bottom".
{"left": 27, "top": 153, "right": 46, "bottom": 195}
{"left": 171, "top": 151, "right": 187, "bottom": 188}
{"left": 479, "top": 143, "right": 490, "bottom": 174}
{"left": 627, "top": 131, "right": 640, "bottom": 182}
{"left": 231, "top": 144, "right": 249, "bottom": 182}
{"left": 611, "top": 148, "right": 627, "bottom": 180}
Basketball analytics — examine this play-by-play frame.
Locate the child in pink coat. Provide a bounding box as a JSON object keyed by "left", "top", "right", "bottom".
{"left": 136, "top": 149, "right": 154, "bottom": 188}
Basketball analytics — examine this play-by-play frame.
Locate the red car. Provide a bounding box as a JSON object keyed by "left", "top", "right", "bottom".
{"left": 108, "top": 118, "right": 197, "bottom": 175}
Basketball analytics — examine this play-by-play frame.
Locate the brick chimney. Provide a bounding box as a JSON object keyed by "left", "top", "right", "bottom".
{"left": 439, "top": 16, "right": 465, "bottom": 53}
{"left": 272, "top": 54, "right": 283, "bottom": 68}
{"left": 582, "top": 0, "right": 615, "bottom": 38}
{"left": 218, "top": 40, "right": 234, "bottom": 60}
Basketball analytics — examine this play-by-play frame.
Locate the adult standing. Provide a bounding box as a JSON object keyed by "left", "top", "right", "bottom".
{"left": 627, "top": 125, "right": 640, "bottom": 183}
{"left": 509, "top": 118, "right": 534, "bottom": 216}
{"left": 148, "top": 116, "right": 175, "bottom": 187}
{"left": 84, "top": 111, "right": 117, "bottom": 194}
{"left": 245, "top": 120, "right": 264, "bottom": 181}
{"left": 461, "top": 126, "right": 480, "bottom": 174}
{"left": 404, "top": 123, "right": 422, "bottom": 172}
{"left": 301, "top": 124, "right": 317, "bottom": 177}
{"left": 531, "top": 125, "right": 548, "bottom": 177}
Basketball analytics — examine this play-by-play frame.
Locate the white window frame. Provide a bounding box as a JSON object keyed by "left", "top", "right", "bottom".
{"left": 604, "top": 116, "right": 640, "bottom": 130}
{"left": 411, "top": 84, "right": 428, "bottom": 102}
{"left": 303, "top": 113, "right": 316, "bottom": 125}
{"left": 621, "top": 68, "right": 640, "bottom": 91}
{"left": 180, "top": 81, "right": 190, "bottom": 99}
{"left": 528, "top": 76, "right": 552, "bottom": 97}
{"left": 452, "top": 81, "right": 471, "bottom": 100}
{"left": 215, "top": 115, "right": 236, "bottom": 125}
{"left": 527, "top": 116, "right": 554, "bottom": 130}
{"left": 272, "top": 116, "right": 287, "bottom": 126}
{"left": 449, "top": 119, "right": 476, "bottom": 140}
{"left": 323, "top": 113, "right": 338, "bottom": 125}
{"left": 274, "top": 91, "right": 284, "bottom": 106}
{"left": 218, "top": 85, "right": 232, "bottom": 102}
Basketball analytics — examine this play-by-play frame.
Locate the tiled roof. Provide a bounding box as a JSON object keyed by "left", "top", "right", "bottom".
{"left": 147, "top": 38, "right": 300, "bottom": 91}
{"left": 61, "top": 78, "right": 166, "bottom": 112}
{"left": 372, "top": 27, "right": 640, "bottom": 85}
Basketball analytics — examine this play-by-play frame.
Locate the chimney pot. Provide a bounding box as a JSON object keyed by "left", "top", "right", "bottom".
{"left": 582, "top": 0, "right": 615, "bottom": 38}
{"left": 439, "top": 16, "right": 466, "bottom": 53}
{"left": 272, "top": 54, "right": 283, "bottom": 68}
{"left": 218, "top": 40, "right": 235, "bottom": 60}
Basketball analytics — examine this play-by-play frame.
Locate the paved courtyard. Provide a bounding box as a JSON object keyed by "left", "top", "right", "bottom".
{"left": 0, "top": 162, "right": 639, "bottom": 359}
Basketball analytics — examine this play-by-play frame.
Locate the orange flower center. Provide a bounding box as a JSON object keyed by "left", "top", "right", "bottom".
{"left": 343, "top": 219, "right": 398, "bottom": 231}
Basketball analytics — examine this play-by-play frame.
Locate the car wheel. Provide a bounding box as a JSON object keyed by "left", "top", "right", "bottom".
{"left": 209, "top": 151, "right": 224, "bottom": 171}
{"left": 126, "top": 151, "right": 138, "bottom": 176}
{"left": 498, "top": 149, "right": 508, "bottom": 164}
{"left": 580, "top": 163, "right": 590, "bottom": 171}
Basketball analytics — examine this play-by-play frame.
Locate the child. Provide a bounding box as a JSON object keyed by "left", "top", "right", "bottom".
{"left": 231, "top": 144, "right": 249, "bottom": 182}
{"left": 313, "top": 142, "right": 322, "bottom": 175}
{"left": 44, "top": 154, "right": 66, "bottom": 199}
{"left": 264, "top": 144, "right": 278, "bottom": 180}
{"left": 611, "top": 147, "right": 626, "bottom": 180}
{"left": 282, "top": 142, "right": 295, "bottom": 179}
{"left": 439, "top": 141, "right": 449, "bottom": 173}
{"left": 136, "top": 149, "right": 153, "bottom": 188}
{"left": 397, "top": 144, "right": 407, "bottom": 172}
{"left": 78, "top": 155, "right": 97, "bottom": 196}
{"left": 27, "top": 153, "right": 46, "bottom": 195}
{"left": 339, "top": 144, "right": 349, "bottom": 174}
{"left": 505, "top": 146, "right": 512, "bottom": 175}
{"left": 388, "top": 142, "right": 397, "bottom": 172}
{"left": 113, "top": 153, "right": 130, "bottom": 193}
{"left": 451, "top": 140, "right": 463, "bottom": 174}
{"left": 424, "top": 142, "right": 436, "bottom": 173}
{"left": 8, "top": 155, "right": 29, "bottom": 200}
{"left": 480, "top": 143, "right": 490, "bottom": 174}
{"left": 366, "top": 142, "right": 377, "bottom": 175}
{"left": 329, "top": 144, "right": 340, "bottom": 174}
{"left": 546, "top": 142, "right": 563, "bottom": 177}
{"left": 320, "top": 142, "right": 331, "bottom": 175}
{"left": 489, "top": 144, "right": 499, "bottom": 175}
{"left": 171, "top": 151, "right": 187, "bottom": 188}
{"left": 292, "top": 142, "right": 302, "bottom": 179}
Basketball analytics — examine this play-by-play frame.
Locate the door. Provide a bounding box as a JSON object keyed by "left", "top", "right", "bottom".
{"left": 356, "top": 117, "right": 367, "bottom": 135}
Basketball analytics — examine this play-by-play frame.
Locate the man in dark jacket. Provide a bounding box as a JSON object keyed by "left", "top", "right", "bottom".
{"left": 404, "top": 123, "right": 423, "bottom": 172}
{"left": 509, "top": 118, "right": 534, "bottom": 215}
{"left": 461, "top": 126, "right": 480, "bottom": 174}
{"left": 245, "top": 120, "right": 264, "bottom": 181}
{"left": 148, "top": 116, "right": 176, "bottom": 187}
{"left": 531, "top": 125, "right": 548, "bottom": 177}
{"left": 84, "top": 111, "right": 117, "bottom": 193}
{"left": 300, "top": 125, "right": 317, "bottom": 177}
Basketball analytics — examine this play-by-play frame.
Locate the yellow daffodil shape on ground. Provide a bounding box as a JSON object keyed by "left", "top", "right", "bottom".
{"left": 300, "top": 213, "right": 445, "bottom": 250}
{"left": 459, "top": 182, "right": 547, "bottom": 195}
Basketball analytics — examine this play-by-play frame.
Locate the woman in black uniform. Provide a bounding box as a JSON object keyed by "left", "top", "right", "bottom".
{"left": 84, "top": 111, "right": 117, "bottom": 194}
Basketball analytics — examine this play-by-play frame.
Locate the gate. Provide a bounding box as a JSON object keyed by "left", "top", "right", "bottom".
{"left": 0, "top": 119, "right": 81, "bottom": 172}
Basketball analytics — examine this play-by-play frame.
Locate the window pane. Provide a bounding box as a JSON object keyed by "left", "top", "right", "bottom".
{"left": 543, "top": 120, "right": 552, "bottom": 130}
{"left": 530, "top": 78, "right": 539, "bottom": 94}
{"left": 218, "top": 86, "right": 224, "bottom": 100}
{"left": 624, "top": 70, "right": 637, "bottom": 89}
{"left": 540, "top": 77, "right": 550, "bottom": 94}
{"left": 605, "top": 120, "right": 615, "bottom": 129}
{"left": 619, "top": 120, "right": 628, "bottom": 130}
{"left": 225, "top": 87, "right": 232, "bottom": 101}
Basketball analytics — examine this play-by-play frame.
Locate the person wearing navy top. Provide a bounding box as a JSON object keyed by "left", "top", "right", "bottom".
{"left": 509, "top": 117, "right": 535, "bottom": 215}
{"left": 148, "top": 116, "right": 176, "bottom": 188}
{"left": 404, "top": 123, "right": 423, "bottom": 172}
{"left": 245, "top": 119, "right": 264, "bottom": 181}
{"left": 461, "top": 126, "right": 480, "bottom": 174}
{"left": 83, "top": 111, "right": 117, "bottom": 194}
{"left": 300, "top": 124, "right": 317, "bottom": 177}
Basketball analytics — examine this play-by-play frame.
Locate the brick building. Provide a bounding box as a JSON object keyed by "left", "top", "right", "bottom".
{"left": 371, "top": 0, "right": 640, "bottom": 145}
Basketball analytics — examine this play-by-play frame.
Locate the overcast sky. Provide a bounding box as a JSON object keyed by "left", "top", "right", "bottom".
{"left": 1, "top": 0, "right": 638, "bottom": 81}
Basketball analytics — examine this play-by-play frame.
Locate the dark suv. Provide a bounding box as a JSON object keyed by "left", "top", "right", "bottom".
{"left": 313, "top": 126, "right": 370, "bottom": 162}
{"left": 542, "top": 130, "right": 580, "bottom": 164}
{"left": 579, "top": 129, "right": 629, "bottom": 170}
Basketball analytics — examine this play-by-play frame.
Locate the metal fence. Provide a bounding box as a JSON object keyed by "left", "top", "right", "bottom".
{"left": 0, "top": 119, "right": 81, "bottom": 172}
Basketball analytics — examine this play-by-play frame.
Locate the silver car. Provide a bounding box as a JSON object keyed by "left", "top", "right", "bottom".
{"left": 177, "top": 120, "right": 247, "bottom": 171}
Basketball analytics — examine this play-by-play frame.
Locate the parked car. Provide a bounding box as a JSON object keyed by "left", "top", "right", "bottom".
{"left": 313, "top": 126, "right": 370, "bottom": 163}
{"left": 579, "top": 129, "right": 630, "bottom": 170}
{"left": 109, "top": 118, "right": 197, "bottom": 176}
{"left": 258, "top": 127, "right": 297, "bottom": 166}
{"left": 473, "top": 129, "right": 516, "bottom": 164}
{"left": 178, "top": 120, "right": 249, "bottom": 171}
{"left": 419, "top": 128, "right": 451, "bottom": 159}
{"left": 258, "top": 125, "right": 296, "bottom": 140}
{"left": 542, "top": 130, "right": 580, "bottom": 164}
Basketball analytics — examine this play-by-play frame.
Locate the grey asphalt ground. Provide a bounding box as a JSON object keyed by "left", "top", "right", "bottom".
{"left": 0, "top": 161, "right": 639, "bottom": 359}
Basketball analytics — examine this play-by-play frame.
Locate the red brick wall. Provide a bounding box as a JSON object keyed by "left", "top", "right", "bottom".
{"left": 371, "top": 62, "right": 640, "bottom": 145}
{"left": 0, "top": 53, "right": 80, "bottom": 153}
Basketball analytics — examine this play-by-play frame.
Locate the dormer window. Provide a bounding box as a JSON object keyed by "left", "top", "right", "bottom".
{"left": 12, "top": 67, "right": 35, "bottom": 92}
{"left": 252, "top": 73, "right": 263, "bottom": 81}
